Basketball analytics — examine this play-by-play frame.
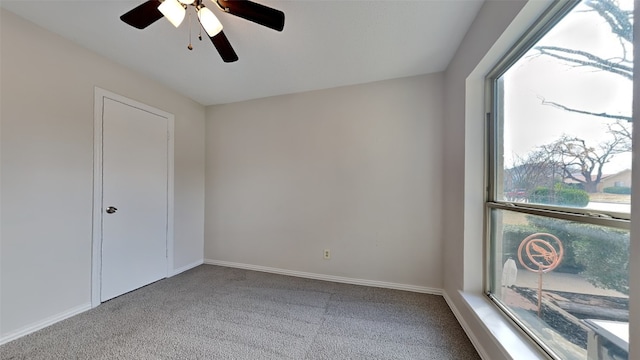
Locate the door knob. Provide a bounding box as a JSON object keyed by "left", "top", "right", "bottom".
{"left": 105, "top": 206, "right": 118, "bottom": 214}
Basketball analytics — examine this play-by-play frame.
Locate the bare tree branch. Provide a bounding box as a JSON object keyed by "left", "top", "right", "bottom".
{"left": 534, "top": 46, "right": 632, "bottom": 80}
{"left": 530, "top": 0, "right": 633, "bottom": 122}
{"left": 541, "top": 127, "right": 631, "bottom": 192}
{"left": 538, "top": 97, "right": 633, "bottom": 122}
{"left": 505, "top": 150, "right": 560, "bottom": 200}
{"left": 608, "top": 120, "right": 632, "bottom": 139}
{"left": 584, "top": 0, "right": 633, "bottom": 44}
{"left": 506, "top": 1, "right": 633, "bottom": 197}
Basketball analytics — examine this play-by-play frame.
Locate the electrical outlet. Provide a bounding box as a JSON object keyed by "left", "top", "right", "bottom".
{"left": 323, "top": 249, "right": 330, "bottom": 260}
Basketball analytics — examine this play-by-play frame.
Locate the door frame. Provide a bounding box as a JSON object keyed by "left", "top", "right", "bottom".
{"left": 91, "top": 87, "right": 175, "bottom": 308}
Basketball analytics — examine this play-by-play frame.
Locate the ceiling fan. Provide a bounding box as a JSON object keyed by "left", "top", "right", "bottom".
{"left": 120, "top": 0, "right": 285, "bottom": 63}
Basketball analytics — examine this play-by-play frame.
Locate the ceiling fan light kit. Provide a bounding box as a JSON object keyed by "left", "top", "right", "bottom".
{"left": 120, "top": 0, "right": 285, "bottom": 63}
{"left": 197, "top": 6, "right": 223, "bottom": 37}
{"left": 158, "top": 0, "right": 186, "bottom": 27}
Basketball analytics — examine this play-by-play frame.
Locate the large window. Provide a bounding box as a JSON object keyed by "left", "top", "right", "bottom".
{"left": 486, "top": 1, "right": 632, "bottom": 359}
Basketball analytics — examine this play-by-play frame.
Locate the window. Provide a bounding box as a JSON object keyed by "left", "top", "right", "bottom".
{"left": 486, "top": 1, "right": 632, "bottom": 359}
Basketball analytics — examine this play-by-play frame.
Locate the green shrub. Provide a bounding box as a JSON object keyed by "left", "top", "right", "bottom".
{"left": 529, "top": 186, "right": 589, "bottom": 207}
{"left": 506, "top": 216, "right": 629, "bottom": 295}
{"left": 603, "top": 186, "right": 631, "bottom": 194}
{"left": 570, "top": 225, "right": 629, "bottom": 295}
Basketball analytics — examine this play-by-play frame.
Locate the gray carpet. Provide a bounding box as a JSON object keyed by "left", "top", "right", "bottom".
{"left": 0, "top": 265, "right": 480, "bottom": 359}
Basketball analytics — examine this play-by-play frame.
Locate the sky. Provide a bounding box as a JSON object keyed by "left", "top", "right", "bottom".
{"left": 502, "top": 0, "right": 634, "bottom": 174}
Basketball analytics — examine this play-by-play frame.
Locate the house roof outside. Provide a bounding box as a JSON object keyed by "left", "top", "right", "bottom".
{"left": 564, "top": 168, "right": 631, "bottom": 184}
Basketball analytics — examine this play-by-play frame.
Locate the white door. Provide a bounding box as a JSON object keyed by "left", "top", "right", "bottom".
{"left": 100, "top": 97, "right": 169, "bottom": 302}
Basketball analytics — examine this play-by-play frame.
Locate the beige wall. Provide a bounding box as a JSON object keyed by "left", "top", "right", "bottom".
{"left": 205, "top": 74, "right": 444, "bottom": 289}
{"left": 0, "top": 9, "right": 205, "bottom": 338}
{"left": 443, "top": 1, "right": 543, "bottom": 359}
{"left": 443, "top": 0, "right": 528, "bottom": 297}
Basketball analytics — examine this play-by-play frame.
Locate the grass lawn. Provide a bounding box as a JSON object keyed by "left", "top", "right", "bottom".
{"left": 588, "top": 193, "right": 630, "bottom": 203}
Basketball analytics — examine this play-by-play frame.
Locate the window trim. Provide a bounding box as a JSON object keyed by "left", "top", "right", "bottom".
{"left": 485, "top": 0, "right": 581, "bottom": 89}
{"left": 487, "top": 202, "right": 630, "bottom": 230}
{"left": 485, "top": 0, "right": 631, "bottom": 227}
{"left": 483, "top": 0, "right": 632, "bottom": 359}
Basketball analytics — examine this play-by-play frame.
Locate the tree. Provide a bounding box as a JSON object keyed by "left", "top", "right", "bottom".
{"left": 508, "top": 120, "right": 631, "bottom": 195}
{"left": 533, "top": 0, "right": 633, "bottom": 124}
{"left": 541, "top": 121, "right": 631, "bottom": 192}
{"left": 504, "top": 0, "right": 634, "bottom": 196}
{"left": 504, "top": 149, "right": 561, "bottom": 200}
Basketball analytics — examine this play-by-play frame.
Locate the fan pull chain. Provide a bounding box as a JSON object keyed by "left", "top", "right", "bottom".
{"left": 196, "top": 5, "right": 202, "bottom": 41}
{"left": 187, "top": 10, "right": 193, "bottom": 50}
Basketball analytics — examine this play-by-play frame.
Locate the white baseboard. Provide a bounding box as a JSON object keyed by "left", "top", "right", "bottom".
{"left": 442, "top": 291, "right": 491, "bottom": 360}
{"left": 170, "top": 259, "right": 204, "bottom": 277}
{"left": 203, "top": 259, "right": 442, "bottom": 295}
{"left": 0, "top": 303, "right": 91, "bottom": 346}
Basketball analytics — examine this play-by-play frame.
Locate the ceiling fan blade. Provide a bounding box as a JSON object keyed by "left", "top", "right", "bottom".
{"left": 209, "top": 31, "right": 239, "bottom": 63}
{"left": 216, "top": 0, "right": 285, "bottom": 32}
{"left": 120, "top": 0, "right": 163, "bottom": 29}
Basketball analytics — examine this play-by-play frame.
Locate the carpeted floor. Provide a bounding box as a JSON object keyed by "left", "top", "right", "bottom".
{"left": 0, "top": 265, "right": 480, "bottom": 359}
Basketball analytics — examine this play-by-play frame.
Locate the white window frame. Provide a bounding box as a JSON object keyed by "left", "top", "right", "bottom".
{"left": 484, "top": 1, "right": 632, "bottom": 358}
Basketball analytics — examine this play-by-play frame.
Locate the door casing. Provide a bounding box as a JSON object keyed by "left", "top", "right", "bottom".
{"left": 92, "top": 87, "right": 174, "bottom": 307}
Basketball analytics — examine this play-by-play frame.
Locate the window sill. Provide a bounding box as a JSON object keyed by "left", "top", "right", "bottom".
{"left": 447, "top": 290, "right": 551, "bottom": 360}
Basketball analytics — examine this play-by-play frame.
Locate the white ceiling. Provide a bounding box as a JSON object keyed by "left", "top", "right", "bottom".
{"left": 1, "top": 0, "right": 484, "bottom": 106}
